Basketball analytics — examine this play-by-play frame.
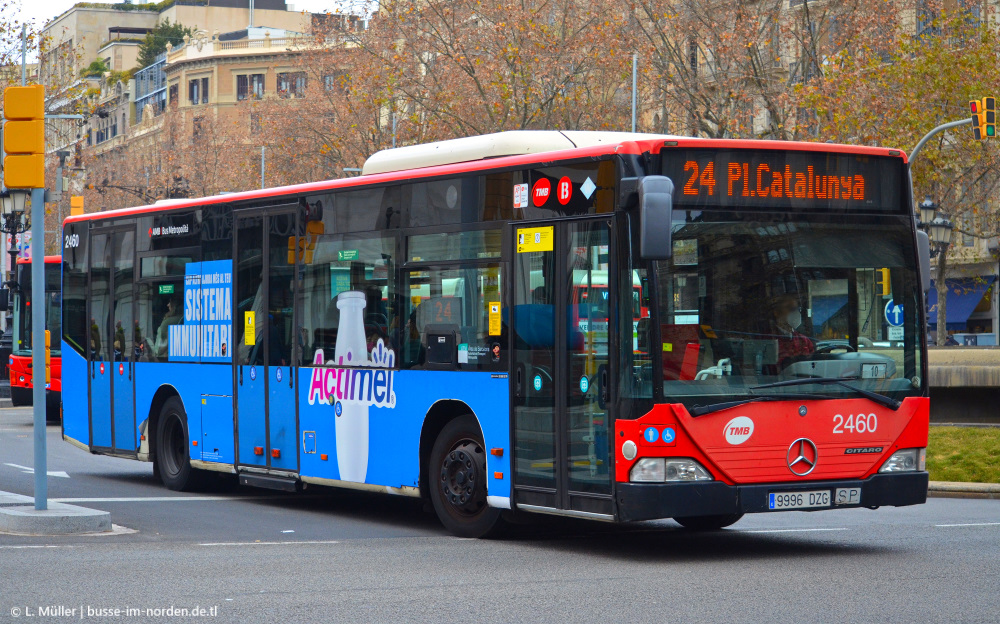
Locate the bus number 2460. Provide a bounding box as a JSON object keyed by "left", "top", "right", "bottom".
{"left": 64, "top": 234, "right": 80, "bottom": 249}
{"left": 833, "top": 413, "right": 877, "bottom": 434}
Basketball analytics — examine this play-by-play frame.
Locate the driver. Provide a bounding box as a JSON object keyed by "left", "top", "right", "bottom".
{"left": 770, "top": 294, "right": 814, "bottom": 366}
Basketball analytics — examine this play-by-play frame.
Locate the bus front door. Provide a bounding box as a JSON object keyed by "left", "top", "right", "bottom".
{"left": 233, "top": 209, "right": 299, "bottom": 473}
{"left": 511, "top": 218, "right": 616, "bottom": 518}
{"left": 89, "top": 228, "right": 136, "bottom": 454}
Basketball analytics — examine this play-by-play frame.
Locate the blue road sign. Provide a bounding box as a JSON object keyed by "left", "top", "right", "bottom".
{"left": 884, "top": 300, "right": 904, "bottom": 327}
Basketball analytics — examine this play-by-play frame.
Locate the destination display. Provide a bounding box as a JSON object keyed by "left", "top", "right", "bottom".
{"left": 661, "top": 149, "right": 905, "bottom": 212}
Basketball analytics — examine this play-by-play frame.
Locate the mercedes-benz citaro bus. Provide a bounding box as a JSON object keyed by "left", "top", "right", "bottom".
{"left": 61, "top": 132, "right": 931, "bottom": 537}
{"left": 9, "top": 255, "right": 62, "bottom": 421}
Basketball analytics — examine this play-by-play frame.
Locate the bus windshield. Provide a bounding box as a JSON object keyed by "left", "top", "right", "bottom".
{"left": 654, "top": 211, "right": 922, "bottom": 407}
{"left": 13, "top": 262, "right": 62, "bottom": 357}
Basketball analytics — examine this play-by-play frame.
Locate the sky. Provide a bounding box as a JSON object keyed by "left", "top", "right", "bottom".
{"left": 15, "top": 0, "right": 356, "bottom": 32}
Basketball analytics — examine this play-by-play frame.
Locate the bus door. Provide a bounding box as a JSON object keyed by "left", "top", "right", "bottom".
{"left": 233, "top": 207, "right": 299, "bottom": 473}
{"left": 88, "top": 227, "right": 137, "bottom": 454}
{"left": 511, "top": 217, "right": 616, "bottom": 518}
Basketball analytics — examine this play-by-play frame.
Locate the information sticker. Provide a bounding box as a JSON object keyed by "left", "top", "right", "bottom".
{"left": 244, "top": 311, "right": 255, "bottom": 346}
{"left": 516, "top": 226, "right": 553, "bottom": 253}
{"left": 488, "top": 302, "right": 502, "bottom": 336}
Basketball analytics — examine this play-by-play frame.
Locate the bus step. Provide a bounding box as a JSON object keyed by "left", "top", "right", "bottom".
{"left": 239, "top": 473, "right": 301, "bottom": 492}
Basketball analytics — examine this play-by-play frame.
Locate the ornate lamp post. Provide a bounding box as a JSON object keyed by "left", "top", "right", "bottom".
{"left": 1, "top": 189, "right": 29, "bottom": 281}
{"left": 916, "top": 196, "right": 954, "bottom": 345}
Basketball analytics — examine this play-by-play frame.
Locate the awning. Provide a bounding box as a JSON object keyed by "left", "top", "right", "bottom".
{"left": 810, "top": 295, "right": 847, "bottom": 328}
{"left": 927, "top": 276, "right": 996, "bottom": 329}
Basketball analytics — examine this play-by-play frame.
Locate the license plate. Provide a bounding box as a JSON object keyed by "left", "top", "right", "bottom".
{"left": 768, "top": 490, "right": 831, "bottom": 510}
{"left": 834, "top": 487, "right": 862, "bottom": 505}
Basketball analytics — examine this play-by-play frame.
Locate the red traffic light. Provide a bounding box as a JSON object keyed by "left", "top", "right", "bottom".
{"left": 971, "top": 100, "right": 981, "bottom": 113}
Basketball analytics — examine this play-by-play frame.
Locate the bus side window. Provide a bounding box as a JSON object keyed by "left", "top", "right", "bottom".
{"left": 403, "top": 265, "right": 504, "bottom": 371}
{"left": 297, "top": 202, "right": 397, "bottom": 367}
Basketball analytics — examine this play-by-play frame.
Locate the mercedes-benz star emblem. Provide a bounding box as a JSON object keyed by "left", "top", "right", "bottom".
{"left": 786, "top": 438, "right": 818, "bottom": 476}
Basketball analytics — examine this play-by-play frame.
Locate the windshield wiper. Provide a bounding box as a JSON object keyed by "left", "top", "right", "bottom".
{"left": 751, "top": 377, "right": 901, "bottom": 411}
{"left": 689, "top": 392, "right": 835, "bottom": 417}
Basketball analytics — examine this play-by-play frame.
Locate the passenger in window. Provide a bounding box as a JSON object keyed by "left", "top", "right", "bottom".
{"left": 113, "top": 321, "right": 126, "bottom": 361}
{"left": 134, "top": 321, "right": 147, "bottom": 361}
{"left": 154, "top": 294, "right": 183, "bottom": 359}
{"left": 90, "top": 318, "right": 102, "bottom": 357}
{"left": 770, "top": 294, "right": 815, "bottom": 367}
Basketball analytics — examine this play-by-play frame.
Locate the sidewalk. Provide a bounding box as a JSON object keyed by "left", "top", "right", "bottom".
{"left": 0, "top": 490, "right": 112, "bottom": 535}
{"left": 928, "top": 481, "right": 1000, "bottom": 500}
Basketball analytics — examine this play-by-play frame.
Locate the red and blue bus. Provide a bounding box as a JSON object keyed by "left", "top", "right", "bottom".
{"left": 61, "top": 132, "right": 930, "bottom": 536}
{"left": 9, "top": 255, "right": 62, "bottom": 421}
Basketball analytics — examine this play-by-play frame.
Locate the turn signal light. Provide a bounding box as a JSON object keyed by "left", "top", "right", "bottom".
{"left": 254, "top": 446, "right": 264, "bottom": 456}
{"left": 320, "top": 454, "right": 328, "bottom": 461}
{"left": 271, "top": 449, "right": 281, "bottom": 459}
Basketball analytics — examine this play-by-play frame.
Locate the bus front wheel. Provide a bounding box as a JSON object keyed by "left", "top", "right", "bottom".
{"left": 154, "top": 397, "right": 202, "bottom": 491}
{"left": 673, "top": 513, "right": 744, "bottom": 531}
{"left": 428, "top": 415, "right": 505, "bottom": 538}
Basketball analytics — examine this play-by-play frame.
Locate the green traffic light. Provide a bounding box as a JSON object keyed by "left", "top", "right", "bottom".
{"left": 988, "top": 125, "right": 996, "bottom": 137}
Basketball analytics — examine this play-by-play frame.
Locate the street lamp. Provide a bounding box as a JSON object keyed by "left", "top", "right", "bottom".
{"left": 916, "top": 196, "right": 957, "bottom": 347}
{"left": 0, "top": 188, "right": 29, "bottom": 280}
{"left": 916, "top": 196, "right": 953, "bottom": 257}
{"left": 919, "top": 196, "right": 938, "bottom": 226}
{"left": 928, "top": 216, "right": 954, "bottom": 248}
{"left": 0, "top": 189, "right": 28, "bottom": 216}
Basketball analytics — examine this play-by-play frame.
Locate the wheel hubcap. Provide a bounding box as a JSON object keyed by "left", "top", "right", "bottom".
{"left": 440, "top": 440, "right": 486, "bottom": 516}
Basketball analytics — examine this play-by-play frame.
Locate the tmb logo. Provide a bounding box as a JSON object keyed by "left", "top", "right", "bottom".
{"left": 532, "top": 179, "right": 551, "bottom": 207}
{"left": 723, "top": 416, "right": 754, "bottom": 445}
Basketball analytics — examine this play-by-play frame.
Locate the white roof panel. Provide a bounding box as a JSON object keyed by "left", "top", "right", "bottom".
{"left": 361, "top": 130, "right": 683, "bottom": 175}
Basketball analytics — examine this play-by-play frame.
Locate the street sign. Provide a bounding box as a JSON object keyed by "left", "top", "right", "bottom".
{"left": 884, "top": 299, "right": 904, "bottom": 327}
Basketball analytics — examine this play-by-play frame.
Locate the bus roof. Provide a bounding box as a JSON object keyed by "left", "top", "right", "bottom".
{"left": 16, "top": 255, "right": 61, "bottom": 264}
{"left": 361, "top": 130, "right": 683, "bottom": 175}
{"left": 63, "top": 132, "right": 908, "bottom": 226}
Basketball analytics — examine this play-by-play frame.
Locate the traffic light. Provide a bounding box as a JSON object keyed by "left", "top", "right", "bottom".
{"left": 44, "top": 329, "right": 50, "bottom": 385}
{"left": 971, "top": 99, "right": 984, "bottom": 140}
{"left": 877, "top": 268, "right": 891, "bottom": 297}
{"left": 984, "top": 97, "right": 996, "bottom": 138}
{"left": 2, "top": 85, "right": 45, "bottom": 189}
{"left": 971, "top": 97, "right": 997, "bottom": 140}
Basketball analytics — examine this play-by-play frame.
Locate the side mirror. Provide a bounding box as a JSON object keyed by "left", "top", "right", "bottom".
{"left": 639, "top": 175, "right": 674, "bottom": 260}
{"left": 915, "top": 231, "right": 931, "bottom": 292}
{"left": 0, "top": 288, "right": 8, "bottom": 311}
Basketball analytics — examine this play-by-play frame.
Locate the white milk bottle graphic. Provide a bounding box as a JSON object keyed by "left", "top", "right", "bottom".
{"left": 334, "top": 291, "right": 369, "bottom": 482}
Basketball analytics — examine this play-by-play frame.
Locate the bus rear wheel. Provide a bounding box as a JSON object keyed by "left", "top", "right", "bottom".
{"left": 673, "top": 513, "right": 744, "bottom": 531}
{"left": 428, "top": 415, "right": 505, "bottom": 538}
{"left": 154, "top": 397, "right": 203, "bottom": 491}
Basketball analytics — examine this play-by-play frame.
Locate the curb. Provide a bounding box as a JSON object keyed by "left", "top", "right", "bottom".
{"left": 0, "top": 490, "right": 112, "bottom": 535}
{"left": 928, "top": 481, "right": 1000, "bottom": 500}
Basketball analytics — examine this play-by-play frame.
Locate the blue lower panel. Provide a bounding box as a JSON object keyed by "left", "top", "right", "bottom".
{"left": 61, "top": 344, "right": 90, "bottom": 446}
{"left": 236, "top": 365, "right": 267, "bottom": 467}
{"left": 91, "top": 359, "right": 112, "bottom": 448}
{"left": 133, "top": 362, "right": 234, "bottom": 463}
{"left": 200, "top": 394, "right": 234, "bottom": 464}
{"left": 112, "top": 361, "right": 135, "bottom": 453}
{"left": 298, "top": 367, "right": 510, "bottom": 499}
{"left": 268, "top": 365, "right": 297, "bottom": 471}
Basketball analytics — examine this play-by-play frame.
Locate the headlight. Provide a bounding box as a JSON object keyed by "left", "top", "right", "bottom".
{"left": 629, "top": 458, "right": 714, "bottom": 482}
{"left": 630, "top": 458, "right": 665, "bottom": 482}
{"left": 879, "top": 448, "right": 926, "bottom": 473}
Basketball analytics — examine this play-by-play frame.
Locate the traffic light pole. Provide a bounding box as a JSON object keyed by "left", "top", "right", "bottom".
{"left": 909, "top": 118, "right": 972, "bottom": 166}
{"left": 30, "top": 186, "right": 46, "bottom": 510}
